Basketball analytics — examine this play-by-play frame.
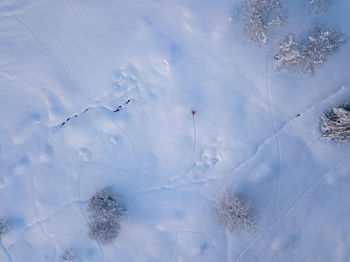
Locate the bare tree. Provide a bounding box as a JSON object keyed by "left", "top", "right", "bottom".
{"left": 321, "top": 104, "right": 350, "bottom": 141}
{"left": 240, "top": 0, "right": 287, "bottom": 44}
{"left": 212, "top": 188, "right": 256, "bottom": 232}
{"left": 87, "top": 187, "right": 127, "bottom": 244}
{"left": 275, "top": 25, "right": 345, "bottom": 75}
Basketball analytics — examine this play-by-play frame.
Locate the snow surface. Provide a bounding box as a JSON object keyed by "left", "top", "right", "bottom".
{"left": 1, "top": 0, "right": 350, "bottom": 261}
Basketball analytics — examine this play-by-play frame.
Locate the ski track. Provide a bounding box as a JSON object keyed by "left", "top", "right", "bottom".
{"left": 266, "top": 60, "right": 282, "bottom": 223}
{"left": 0, "top": 0, "right": 94, "bottom": 103}
{"left": 170, "top": 231, "right": 180, "bottom": 262}
{"left": 1, "top": 72, "right": 346, "bottom": 262}
{"left": 233, "top": 153, "right": 350, "bottom": 262}
{"left": 127, "top": 177, "right": 218, "bottom": 200}
{"left": 192, "top": 114, "right": 197, "bottom": 153}
{"left": 98, "top": 242, "right": 105, "bottom": 262}
{"left": 83, "top": 161, "right": 164, "bottom": 179}
{"left": 1, "top": 3, "right": 349, "bottom": 260}
{"left": 224, "top": 84, "right": 347, "bottom": 181}
{"left": 225, "top": 231, "right": 230, "bottom": 262}
{"left": 29, "top": 168, "right": 57, "bottom": 262}
{"left": 77, "top": 164, "right": 89, "bottom": 227}
{"left": 28, "top": 166, "right": 57, "bottom": 259}
{"left": 77, "top": 108, "right": 200, "bottom": 183}
{"left": 6, "top": 199, "right": 87, "bottom": 251}
{"left": 0, "top": 237, "right": 13, "bottom": 262}
{"left": 123, "top": 80, "right": 345, "bottom": 203}
{"left": 112, "top": 119, "right": 140, "bottom": 168}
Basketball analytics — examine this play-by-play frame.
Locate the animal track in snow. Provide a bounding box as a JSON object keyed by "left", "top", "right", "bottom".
{"left": 194, "top": 139, "right": 226, "bottom": 170}
{"left": 79, "top": 148, "right": 92, "bottom": 161}
{"left": 56, "top": 67, "right": 142, "bottom": 129}
{"left": 171, "top": 230, "right": 226, "bottom": 262}
{"left": 13, "top": 156, "right": 31, "bottom": 175}
{"left": 98, "top": 67, "right": 142, "bottom": 110}
{"left": 56, "top": 98, "right": 132, "bottom": 129}
{"left": 195, "top": 150, "right": 220, "bottom": 168}
{"left": 113, "top": 68, "right": 140, "bottom": 98}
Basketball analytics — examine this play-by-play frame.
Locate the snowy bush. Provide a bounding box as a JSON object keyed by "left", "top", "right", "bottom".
{"left": 0, "top": 218, "right": 8, "bottom": 236}
{"left": 304, "top": 26, "right": 344, "bottom": 68}
{"left": 308, "top": 0, "right": 329, "bottom": 13}
{"left": 275, "top": 25, "right": 345, "bottom": 75}
{"left": 240, "top": 0, "right": 287, "bottom": 44}
{"left": 60, "top": 248, "right": 75, "bottom": 261}
{"left": 274, "top": 34, "right": 306, "bottom": 72}
{"left": 321, "top": 104, "right": 350, "bottom": 141}
{"left": 212, "top": 188, "right": 256, "bottom": 232}
{"left": 87, "top": 187, "right": 127, "bottom": 244}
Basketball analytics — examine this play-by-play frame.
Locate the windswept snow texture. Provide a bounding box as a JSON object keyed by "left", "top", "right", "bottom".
{"left": 1, "top": 0, "right": 350, "bottom": 261}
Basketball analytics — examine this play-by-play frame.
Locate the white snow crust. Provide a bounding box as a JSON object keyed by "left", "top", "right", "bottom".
{"left": 1, "top": 0, "right": 350, "bottom": 261}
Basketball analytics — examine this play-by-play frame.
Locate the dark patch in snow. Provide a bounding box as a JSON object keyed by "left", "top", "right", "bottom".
{"left": 57, "top": 98, "right": 132, "bottom": 128}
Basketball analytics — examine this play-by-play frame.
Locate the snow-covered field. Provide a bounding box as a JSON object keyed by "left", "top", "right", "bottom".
{"left": 1, "top": 0, "right": 350, "bottom": 261}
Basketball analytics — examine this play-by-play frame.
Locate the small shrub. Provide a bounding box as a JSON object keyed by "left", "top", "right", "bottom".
{"left": 60, "top": 248, "right": 75, "bottom": 261}
{"left": 275, "top": 25, "right": 345, "bottom": 75}
{"left": 87, "top": 187, "right": 127, "bottom": 244}
{"left": 321, "top": 104, "right": 350, "bottom": 141}
{"left": 240, "top": 0, "right": 287, "bottom": 44}
{"left": 212, "top": 188, "right": 256, "bottom": 232}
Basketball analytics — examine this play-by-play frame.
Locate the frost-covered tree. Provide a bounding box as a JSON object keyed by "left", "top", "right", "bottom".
{"left": 240, "top": 0, "right": 287, "bottom": 44}
{"left": 60, "top": 248, "right": 75, "bottom": 261}
{"left": 321, "top": 104, "right": 350, "bottom": 141}
{"left": 304, "top": 26, "right": 344, "bottom": 69}
{"left": 308, "top": 0, "right": 329, "bottom": 13}
{"left": 87, "top": 187, "right": 127, "bottom": 244}
{"left": 275, "top": 25, "right": 345, "bottom": 75}
{"left": 274, "top": 34, "right": 306, "bottom": 72}
{"left": 212, "top": 188, "right": 256, "bottom": 232}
